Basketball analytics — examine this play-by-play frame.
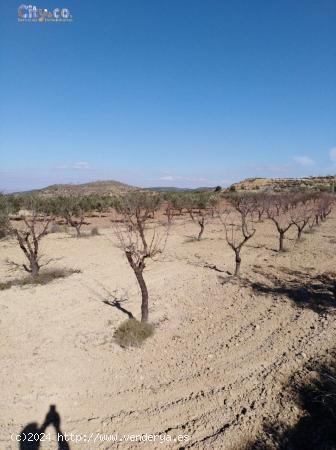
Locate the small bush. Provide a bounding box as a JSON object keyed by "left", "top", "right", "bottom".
{"left": 114, "top": 319, "right": 154, "bottom": 348}
{"left": 0, "top": 282, "right": 8, "bottom": 291}
{"left": 91, "top": 227, "right": 100, "bottom": 236}
{"left": 49, "top": 223, "right": 68, "bottom": 233}
{"left": 49, "top": 223, "right": 68, "bottom": 234}
{"left": 0, "top": 268, "right": 81, "bottom": 290}
{"left": 50, "top": 223, "right": 60, "bottom": 233}
{"left": 304, "top": 228, "right": 316, "bottom": 234}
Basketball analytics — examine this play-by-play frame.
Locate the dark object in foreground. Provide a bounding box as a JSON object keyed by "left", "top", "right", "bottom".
{"left": 19, "top": 404, "right": 70, "bottom": 450}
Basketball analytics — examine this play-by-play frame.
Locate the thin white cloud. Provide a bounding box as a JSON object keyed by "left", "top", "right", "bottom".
{"left": 72, "top": 161, "right": 90, "bottom": 170}
{"left": 293, "top": 156, "right": 315, "bottom": 166}
{"left": 158, "top": 175, "right": 175, "bottom": 181}
{"left": 154, "top": 175, "right": 209, "bottom": 183}
{"left": 56, "top": 161, "right": 90, "bottom": 170}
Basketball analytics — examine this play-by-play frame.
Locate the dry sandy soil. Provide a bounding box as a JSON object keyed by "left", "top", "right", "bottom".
{"left": 0, "top": 212, "right": 335, "bottom": 449}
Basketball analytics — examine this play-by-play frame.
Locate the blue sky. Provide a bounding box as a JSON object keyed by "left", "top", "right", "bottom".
{"left": 0, "top": 0, "right": 335, "bottom": 191}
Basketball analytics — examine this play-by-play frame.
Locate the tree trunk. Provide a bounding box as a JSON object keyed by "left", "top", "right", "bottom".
{"left": 30, "top": 259, "right": 40, "bottom": 278}
{"left": 135, "top": 269, "right": 149, "bottom": 322}
{"left": 198, "top": 219, "right": 204, "bottom": 240}
{"left": 125, "top": 251, "right": 149, "bottom": 322}
{"left": 234, "top": 250, "right": 241, "bottom": 276}
{"left": 75, "top": 225, "right": 81, "bottom": 237}
{"left": 279, "top": 231, "right": 284, "bottom": 251}
{"left": 297, "top": 228, "right": 302, "bottom": 240}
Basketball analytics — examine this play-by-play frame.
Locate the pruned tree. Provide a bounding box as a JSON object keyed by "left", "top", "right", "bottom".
{"left": 290, "top": 198, "right": 313, "bottom": 240}
{"left": 193, "top": 194, "right": 207, "bottom": 240}
{"left": 304, "top": 193, "right": 333, "bottom": 229}
{"left": 208, "top": 193, "right": 220, "bottom": 218}
{"left": 164, "top": 198, "right": 174, "bottom": 224}
{"left": 266, "top": 194, "right": 294, "bottom": 251}
{"left": 49, "top": 196, "right": 92, "bottom": 237}
{"left": 184, "top": 192, "right": 215, "bottom": 240}
{"left": 318, "top": 193, "right": 333, "bottom": 221}
{"left": 254, "top": 192, "right": 268, "bottom": 222}
{"left": 164, "top": 193, "right": 183, "bottom": 223}
{"left": 172, "top": 193, "right": 186, "bottom": 216}
{"left": 147, "top": 194, "right": 162, "bottom": 219}
{"left": 220, "top": 194, "right": 256, "bottom": 276}
{"left": 7, "top": 196, "right": 54, "bottom": 277}
{"left": 112, "top": 193, "right": 169, "bottom": 322}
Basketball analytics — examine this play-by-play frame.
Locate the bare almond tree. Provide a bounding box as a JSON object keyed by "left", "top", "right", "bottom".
{"left": 163, "top": 193, "right": 185, "bottom": 223}
{"left": 303, "top": 192, "right": 335, "bottom": 230}
{"left": 112, "top": 193, "right": 169, "bottom": 322}
{"left": 184, "top": 192, "right": 216, "bottom": 240}
{"left": 8, "top": 197, "right": 54, "bottom": 277}
{"left": 197, "top": 211, "right": 207, "bottom": 240}
{"left": 266, "top": 194, "right": 294, "bottom": 252}
{"left": 318, "top": 193, "right": 333, "bottom": 221}
{"left": 253, "top": 193, "right": 268, "bottom": 222}
{"left": 164, "top": 198, "right": 174, "bottom": 224}
{"left": 220, "top": 195, "right": 256, "bottom": 276}
{"left": 290, "top": 199, "right": 313, "bottom": 240}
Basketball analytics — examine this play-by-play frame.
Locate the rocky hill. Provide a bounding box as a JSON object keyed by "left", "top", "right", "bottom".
{"left": 229, "top": 176, "right": 336, "bottom": 192}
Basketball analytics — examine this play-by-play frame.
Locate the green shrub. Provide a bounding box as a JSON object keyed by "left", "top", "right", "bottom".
{"left": 114, "top": 319, "right": 154, "bottom": 348}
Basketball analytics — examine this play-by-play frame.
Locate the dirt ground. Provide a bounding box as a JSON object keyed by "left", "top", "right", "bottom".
{"left": 0, "top": 212, "right": 335, "bottom": 449}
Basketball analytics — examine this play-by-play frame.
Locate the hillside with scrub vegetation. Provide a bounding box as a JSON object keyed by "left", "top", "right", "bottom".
{"left": 16, "top": 179, "right": 137, "bottom": 197}
{"left": 229, "top": 175, "right": 336, "bottom": 193}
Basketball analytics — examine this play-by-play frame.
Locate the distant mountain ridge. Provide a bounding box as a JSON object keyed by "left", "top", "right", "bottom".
{"left": 13, "top": 181, "right": 219, "bottom": 196}
{"left": 11, "top": 175, "right": 336, "bottom": 197}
